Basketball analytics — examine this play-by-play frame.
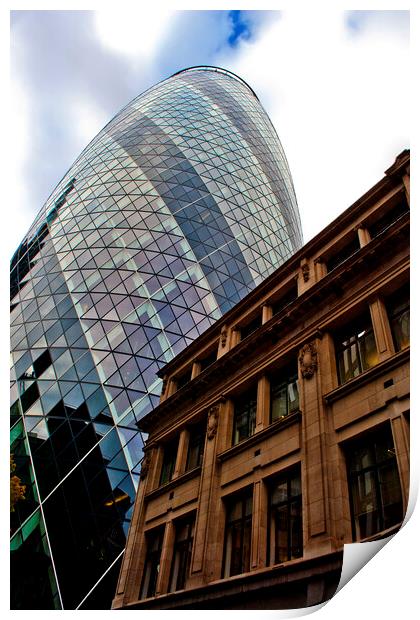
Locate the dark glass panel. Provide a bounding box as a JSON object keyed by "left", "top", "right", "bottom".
{"left": 140, "top": 527, "right": 164, "bottom": 599}
{"left": 346, "top": 425, "right": 403, "bottom": 540}
{"left": 336, "top": 314, "right": 378, "bottom": 384}
{"left": 325, "top": 236, "right": 360, "bottom": 273}
{"left": 232, "top": 387, "right": 257, "bottom": 445}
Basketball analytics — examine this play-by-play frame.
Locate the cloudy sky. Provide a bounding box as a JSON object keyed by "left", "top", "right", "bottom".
{"left": 9, "top": 8, "right": 409, "bottom": 259}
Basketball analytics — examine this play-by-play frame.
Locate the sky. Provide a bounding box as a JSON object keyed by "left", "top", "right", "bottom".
{"left": 8, "top": 8, "right": 410, "bottom": 260}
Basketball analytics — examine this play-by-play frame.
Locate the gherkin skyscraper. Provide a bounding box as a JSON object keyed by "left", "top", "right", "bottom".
{"left": 10, "top": 66, "right": 302, "bottom": 609}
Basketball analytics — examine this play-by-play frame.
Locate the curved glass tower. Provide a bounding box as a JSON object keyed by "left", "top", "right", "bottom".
{"left": 10, "top": 66, "right": 302, "bottom": 609}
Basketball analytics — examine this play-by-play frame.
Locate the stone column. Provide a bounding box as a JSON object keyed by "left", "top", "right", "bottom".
{"left": 250, "top": 479, "right": 268, "bottom": 570}
{"left": 189, "top": 401, "right": 224, "bottom": 586}
{"left": 299, "top": 336, "right": 338, "bottom": 558}
{"left": 231, "top": 326, "right": 241, "bottom": 347}
{"left": 390, "top": 409, "right": 410, "bottom": 511}
{"left": 191, "top": 360, "right": 201, "bottom": 380}
{"left": 262, "top": 303, "right": 272, "bottom": 325}
{"left": 369, "top": 296, "right": 395, "bottom": 361}
{"left": 297, "top": 258, "right": 315, "bottom": 295}
{"left": 314, "top": 258, "right": 327, "bottom": 281}
{"left": 173, "top": 428, "right": 189, "bottom": 479}
{"left": 356, "top": 225, "right": 371, "bottom": 248}
{"left": 155, "top": 521, "right": 176, "bottom": 596}
{"left": 402, "top": 170, "right": 410, "bottom": 202}
{"left": 256, "top": 374, "right": 270, "bottom": 432}
{"left": 217, "top": 324, "right": 229, "bottom": 358}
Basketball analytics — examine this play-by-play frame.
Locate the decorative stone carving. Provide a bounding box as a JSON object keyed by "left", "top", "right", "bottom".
{"left": 220, "top": 325, "right": 228, "bottom": 348}
{"left": 139, "top": 451, "right": 151, "bottom": 480}
{"left": 299, "top": 342, "right": 317, "bottom": 379}
{"left": 207, "top": 405, "right": 219, "bottom": 440}
{"left": 301, "top": 263, "right": 310, "bottom": 282}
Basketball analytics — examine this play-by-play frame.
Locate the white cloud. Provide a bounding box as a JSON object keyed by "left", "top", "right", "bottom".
{"left": 70, "top": 98, "right": 109, "bottom": 148}
{"left": 94, "top": 9, "right": 174, "bottom": 59}
{"left": 217, "top": 10, "right": 409, "bottom": 243}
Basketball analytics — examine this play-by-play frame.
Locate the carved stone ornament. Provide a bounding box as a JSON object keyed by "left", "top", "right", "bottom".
{"left": 207, "top": 405, "right": 219, "bottom": 440}
{"left": 299, "top": 342, "right": 318, "bottom": 379}
{"left": 220, "top": 325, "right": 228, "bottom": 348}
{"left": 301, "top": 263, "right": 310, "bottom": 282}
{"left": 140, "top": 452, "right": 151, "bottom": 480}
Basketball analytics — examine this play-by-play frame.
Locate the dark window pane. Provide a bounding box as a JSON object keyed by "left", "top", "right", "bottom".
{"left": 270, "top": 366, "right": 299, "bottom": 423}
{"left": 346, "top": 425, "right": 403, "bottom": 540}
{"left": 140, "top": 528, "right": 164, "bottom": 599}
{"left": 223, "top": 489, "right": 253, "bottom": 577}
{"left": 186, "top": 423, "right": 206, "bottom": 471}
{"left": 240, "top": 315, "right": 261, "bottom": 340}
{"left": 169, "top": 514, "right": 195, "bottom": 592}
{"left": 20, "top": 382, "right": 40, "bottom": 413}
{"left": 176, "top": 368, "right": 191, "bottom": 391}
{"left": 199, "top": 348, "right": 218, "bottom": 372}
{"left": 269, "top": 468, "right": 302, "bottom": 564}
{"left": 325, "top": 236, "right": 360, "bottom": 273}
{"left": 232, "top": 387, "right": 257, "bottom": 445}
{"left": 159, "top": 438, "right": 178, "bottom": 486}
{"left": 335, "top": 315, "right": 378, "bottom": 384}
{"left": 387, "top": 284, "right": 410, "bottom": 352}
{"left": 271, "top": 285, "right": 297, "bottom": 316}
{"left": 369, "top": 198, "right": 409, "bottom": 238}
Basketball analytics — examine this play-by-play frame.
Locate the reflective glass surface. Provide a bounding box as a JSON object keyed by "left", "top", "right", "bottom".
{"left": 10, "top": 66, "right": 302, "bottom": 609}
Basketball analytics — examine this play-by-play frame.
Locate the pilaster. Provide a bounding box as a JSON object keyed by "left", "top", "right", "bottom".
{"left": 189, "top": 401, "right": 223, "bottom": 586}
{"left": 155, "top": 521, "right": 175, "bottom": 596}
{"left": 369, "top": 296, "right": 395, "bottom": 362}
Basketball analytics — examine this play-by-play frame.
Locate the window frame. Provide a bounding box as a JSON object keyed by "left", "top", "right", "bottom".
{"left": 159, "top": 437, "right": 179, "bottom": 486}
{"left": 185, "top": 422, "right": 206, "bottom": 472}
{"left": 345, "top": 425, "right": 404, "bottom": 541}
{"left": 267, "top": 467, "right": 303, "bottom": 565}
{"left": 387, "top": 284, "right": 410, "bottom": 352}
{"left": 335, "top": 315, "right": 378, "bottom": 384}
{"left": 222, "top": 488, "right": 253, "bottom": 578}
{"left": 169, "top": 513, "right": 196, "bottom": 592}
{"left": 270, "top": 365, "right": 300, "bottom": 423}
{"left": 232, "top": 387, "right": 257, "bottom": 446}
{"left": 140, "top": 526, "right": 164, "bottom": 599}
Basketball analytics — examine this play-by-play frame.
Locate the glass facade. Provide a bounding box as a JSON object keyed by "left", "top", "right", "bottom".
{"left": 10, "top": 66, "right": 302, "bottom": 609}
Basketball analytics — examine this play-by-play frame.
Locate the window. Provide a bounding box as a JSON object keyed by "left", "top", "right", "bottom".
{"left": 271, "top": 285, "right": 297, "bottom": 316}
{"left": 268, "top": 468, "right": 302, "bottom": 564}
{"left": 140, "top": 527, "right": 164, "bottom": 599}
{"left": 232, "top": 387, "right": 257, "bottom": 445}
{"left": 185, "top": 422, "right": 206, "bottom": 471}
{"left": 240, "top": 315, "right": 261, "bottom": 340}
{"left": 345, "top": 426, "right": 403, "bottom": 540}
{"left": 199, "top": 347, "right": 218, "bottom": 372}
{"left": 169, "top": 514, "right": 195, "bottom": 592}
{"left": 159, "top": 438, "right": 178, "bottom": 485}
{"left": 325, "top": 236, "right": 360, "bottom": 273}
{"left": 335, "top": 315, "right": 378, "bottom": 384}
{"left": 369, "top": 198, "right": 409, "bottom": 239}
{"left": 175, "top": 368, "right": 191, "bottom": 391}
{"left": 270, "top": 366, "right": 299, "bottom": 422}
{"left": 387, "top": 285, "right": 409, "bottom": 351}
{"left": 223, "top": 489, "right": 253, "bottom": 577}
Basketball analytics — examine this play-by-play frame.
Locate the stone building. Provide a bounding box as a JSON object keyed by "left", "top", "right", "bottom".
{"left": 112, "top": 150, "right": 410, "bottom": 610}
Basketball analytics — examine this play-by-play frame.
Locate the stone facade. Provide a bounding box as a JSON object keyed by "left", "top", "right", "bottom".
{"left": 112, "top": 150, "right": 409, "bottom": 610}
